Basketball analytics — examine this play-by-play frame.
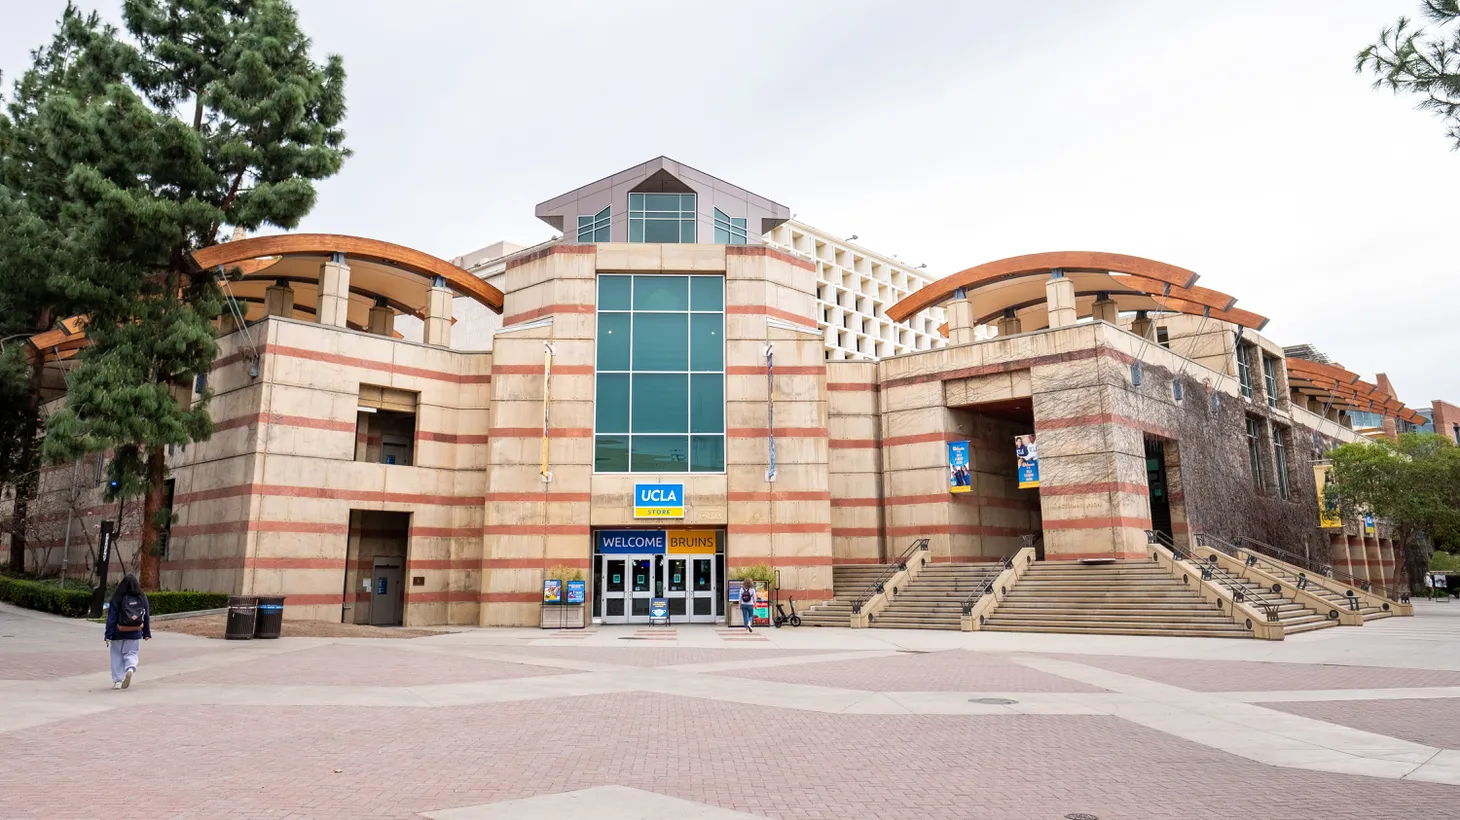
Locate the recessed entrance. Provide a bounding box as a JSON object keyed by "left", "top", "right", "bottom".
{"left": 593, "top": 529, "right": 723, "bottom": 625}
{"left": 342, "top": 510, "right": 410, "bottom": 626}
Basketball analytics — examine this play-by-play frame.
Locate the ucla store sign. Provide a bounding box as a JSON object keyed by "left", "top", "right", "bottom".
{"left": 634, "top": 483, "right": 683, "bottom": 519}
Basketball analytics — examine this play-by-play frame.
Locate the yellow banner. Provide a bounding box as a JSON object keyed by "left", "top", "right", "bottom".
{"left": 1314, "top": 464, "right": 1341, "bottom": 528}
{"left": 667, "top": 530, "right": 718, "bottom": 554}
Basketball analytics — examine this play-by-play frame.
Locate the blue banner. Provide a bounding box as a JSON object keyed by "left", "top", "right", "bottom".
{"left": 566, "top": 579, "right": 586, "bottom": 604}
{"left": 1016, "top": 434, "right": 1040, "bottom": 489}
{"left": 596, "top": 530, "right": 667, "bottom": 554}
{"left": 948, "top": 441, "right": 971, "bottom": 493}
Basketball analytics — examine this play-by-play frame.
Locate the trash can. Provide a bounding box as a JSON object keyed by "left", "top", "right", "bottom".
{"left": 225, "top": 596, "right": 258, "bottom": 640}
{"left": 253, "top": 596, "right": 285, "bottom": 639}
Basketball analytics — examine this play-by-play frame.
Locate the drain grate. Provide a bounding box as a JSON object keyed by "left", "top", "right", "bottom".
{"left": 1064, "top": 814, "right": 1099, "bottom": 820}
{"left": 969, "top": 697, "right": 1018, "bottom": 705}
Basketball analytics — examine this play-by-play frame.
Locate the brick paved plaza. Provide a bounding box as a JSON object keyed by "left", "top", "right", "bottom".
{"left": 3, "top": 603, "right": 1460, "bottom": 819}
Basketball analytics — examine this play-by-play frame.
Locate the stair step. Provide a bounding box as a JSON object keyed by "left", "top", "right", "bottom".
{"left": 984, "top": 624, "right": 1251, "bottom": 638}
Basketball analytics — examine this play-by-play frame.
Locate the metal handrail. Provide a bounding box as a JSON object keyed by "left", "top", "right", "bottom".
{"left": 959, "top": 554, "right": 1022, "bottom": 616}
{"left": 1146, "top": 530, "right": 1282, "bottom": 623}
{"left": 1197, "top": 534, "right": 1346, "bottom": 620}
{"left": 1226, "top": 534, "right": 1408, "bottom": 606}
{"left": 850, "top": 538, "right": 929, "bottom": 614}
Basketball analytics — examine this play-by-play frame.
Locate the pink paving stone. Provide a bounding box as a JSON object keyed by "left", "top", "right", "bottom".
{"left": 711, "top": 650, "right": 1109, "bottom": 692}
{"left": 1, "top": 693, "right": 1456, "bottom": 819}
{"left": 164, "top": 644, "right": 570, "bottom": 686}
{"left": 1, "top": 644, "right": 226, "bottom": 680}
{"left": 1260, "top": 698, "right": 1460, "bottom": 749}
{"left": 1046, "top": 654, "right": 1460, "bottom": 692}
{"left": 499, "top": 646, "right": 836, "bottom": 667}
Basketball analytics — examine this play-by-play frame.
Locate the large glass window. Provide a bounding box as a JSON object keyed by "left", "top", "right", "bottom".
{"left": 577, "top": 206, "right": 611, "bottom": 242}
{"left": 1262, "top": 356, "right": 1279, "bottom": 408}
{"left": 629, "top": 193, "right": 696, "bottom": 243}
{"left": 595, "top": 274, "right": 724, "bottom": 472}
{"left": 1246, "top": 417, "right": 1265, "bottom": 490}
{"left": 1272, "top": 425, "right": 1290, "bottom": 500}
{"left": 1236, "top": 344, "right": 1253, "bottom": 399}
{"left": 713, "top": 208, "right": 748, "bottom": 245}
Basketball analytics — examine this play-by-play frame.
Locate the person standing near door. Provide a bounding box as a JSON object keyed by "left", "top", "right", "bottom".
{"left": 104, "top": 574, "right": 151, "bottom": 690}
{"left": 739, "top": 580, "right": 756, "bottom": 632}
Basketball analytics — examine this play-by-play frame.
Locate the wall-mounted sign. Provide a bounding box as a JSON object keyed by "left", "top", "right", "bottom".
{"left": 542, "top": 579, "right": 562, "bottom": 603}
{"left": 1016, "top": 434, "right": 1040, "bottom": 489}
{"left": 1363, "top": 512, "right": 1376, "bottom": 537}
{"left": 597, "top": 530, "right": 668, "bottom": 554}
{"left": 667, "top": 529, "right": 717, "bottom": 554}
{"left": 948, "top": 441, "right": 971, "bottom": 493}
{"left": 376, "top": 577, "right": 388, "bottom": 595}
{"left": 634, "top": 483, "right": 684, "bottom": 518}
{"left": 566, "top": 579, "right": 586, "bottom": 604}
{"left": 1314, "top": 464, "right": 1341, "bottom": 528}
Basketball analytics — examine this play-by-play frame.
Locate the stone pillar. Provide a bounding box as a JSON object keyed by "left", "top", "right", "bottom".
{"left": 424, "top": 276, "right": 453, "bottom": 347}
{"left": 317, "top": 253, "right": 351, "bottom": 328}
{"left": 264, "top": 279, "right": 294, "bottom": 318}
{"left": 944, "top": 296, "right": 977, "bottom": 345}
{"left": 995, "top": 310, "right": 1023, "bottom": 337}
{"left": 1130, "top": 310, "right": 1156, "bottom": 341}
{"left": 1045, "top": 271, "right": 1076, "bottom": 329}
{"left": 1091, "top": 293, "right": 1118, "bottom": 325}
{"left": 367, "top": 297, "right": 393, "bottom": 336}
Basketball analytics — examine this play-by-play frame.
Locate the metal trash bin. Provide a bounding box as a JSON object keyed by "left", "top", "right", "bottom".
{"left": 225, "top": 596, "right": 258, "bottom": 640}
{"left": 253, "top": 596, "right": 285, "bottom": 639}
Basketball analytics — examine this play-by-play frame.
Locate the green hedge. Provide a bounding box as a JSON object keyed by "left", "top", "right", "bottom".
{"left": 0, "top": 576, "right": 228, "bottom": 618}
{"left": 0, "top": 575, "right": 91, "bottom": 617}
{"left": 145, "top": 591, "right": 229, "bottom": 615}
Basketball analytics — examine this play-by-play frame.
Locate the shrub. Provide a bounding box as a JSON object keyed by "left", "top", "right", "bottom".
{"left": 543, "top": 565, "right": 584, "bottom": 582}
{"left": 730, "top": 563, "right": 776, "bottom": 585}
{"left": 145, "top": 591, "right": 229, "bottom": 615}
{"left": 0, "top": 575, "right": 92, "bottom": 617}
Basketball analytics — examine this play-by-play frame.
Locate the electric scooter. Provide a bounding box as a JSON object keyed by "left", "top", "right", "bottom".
{"left": 774, "top": 596, "right": 802, "bottom": 627}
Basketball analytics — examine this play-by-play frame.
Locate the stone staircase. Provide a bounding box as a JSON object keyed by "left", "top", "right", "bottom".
{"left": 1216, "top": 570, "right": 1337, "bottom": 634}
{"left": 982, "top": 560, "right": 1252, "bottom": 638}
{"left": 870, "top": 563, "right": 1005, "bottom": 630}
{"left": 1244, "top": 556, "right": 1394, "bottom": 622}
{"left": 799, "top": 564, "right": 886, "bottom": 627}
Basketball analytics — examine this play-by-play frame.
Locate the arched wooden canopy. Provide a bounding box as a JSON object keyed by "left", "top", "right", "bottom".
{"left": 1286, "top": 358, "right": 1426, "bottom": 425}
{"left": 189, "top": 233, "right": 504, "bottom": 314}
{"left": 889, "top": 251, "right": 1268, "bottom": 331}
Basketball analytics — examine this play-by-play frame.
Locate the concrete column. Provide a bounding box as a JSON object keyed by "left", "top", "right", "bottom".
{"left": 1045, "top": 271, "right": 1076, "bottom": 329}
{"left": 317, "top": 253, "right": 351, "bottom": 328}
{"left": 1130, "top": 311, "right": 1156, "bottom": 341}
{"left": 367, "top": 297, "right": 393, "bottom": 336}
{"left": 995, "top": 310, "right": 1023, "bottom": 337}
{"left": 944, "top": 297, "right": 977, "bottom": 345}
{"left": 1091, "top": 294, "right": 1119, "bottom": 325}
{"left": 264, "top": 280, "right": 294, "bottom": 318}
{"left": 424, "top": 276, "right": 452, "bottom": 347}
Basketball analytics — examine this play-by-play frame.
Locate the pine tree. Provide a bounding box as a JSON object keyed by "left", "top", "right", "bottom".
{"left": 1357, "top": 1, "right": 1460, "bottom": 148}
{"left": 22, "top": 0, "right": 348, "bottom": 589}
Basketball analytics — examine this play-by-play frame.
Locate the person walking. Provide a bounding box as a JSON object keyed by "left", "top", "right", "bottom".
{"left": 738, "top": 580, "right": 756, "bottom": 633}
{"left": 104, "top": 574, "right": 151, "bottom": 690}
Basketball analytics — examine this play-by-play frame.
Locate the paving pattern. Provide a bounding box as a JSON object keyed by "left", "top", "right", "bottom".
{"left": 4, "top": 601, "right": 1460, "bottom": 819}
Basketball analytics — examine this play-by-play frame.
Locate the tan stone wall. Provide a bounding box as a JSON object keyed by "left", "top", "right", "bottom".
{"left": 827, "top": 361, "right": 881, "bottom": 564}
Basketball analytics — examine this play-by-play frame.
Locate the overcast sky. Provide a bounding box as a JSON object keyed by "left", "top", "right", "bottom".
{"left": 4, "top": 0, "right": 1457, "bottom": 403}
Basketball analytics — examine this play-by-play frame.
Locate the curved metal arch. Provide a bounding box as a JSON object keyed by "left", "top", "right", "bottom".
{"left": 885, "top": 251, "right": 1202, "bottom": 323}
{"left": 189, "top": 233, "right": 505, "bottom": 314}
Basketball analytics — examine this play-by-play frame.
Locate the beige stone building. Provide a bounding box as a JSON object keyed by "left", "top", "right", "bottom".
{"left": 6, "top": 158, "right": 1426, "bottom": 633}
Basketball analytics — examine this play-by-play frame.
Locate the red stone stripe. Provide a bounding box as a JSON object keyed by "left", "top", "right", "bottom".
{"left": 492, "top": 364, "right": 594, "bottom": 376}
{"left": 726, "top": 491, "right": 831, "bottom": 502}
{"left": 482, "top": 524, "right": 590, "bottom": 535}
{"left": 1042, "top": 516, "right": 1152, "bottom": 530}
{"left": 726, "top": 555, "right": 834, "bottom": 566}
{"left": 259, "top": 344, "right": 492, "bottom": 384}
{"left": 831, "top": 527, "right": 881, "bottom": 537}
{"left": 483, "top": 492, "right": 592, "bottom": 502}
{"left": 827, "top": 382, "right": 877, "bottom": 392}
{"left": 479, "top": 591, "right": 544, "bottom": 603}
{"left": 171, "top": 520, "right": 349, "bottom": 537}
{"left": 881, "top": 347, "right": 1127, "bottom": 389}
{"left": 505, "top": 243, "right": 596, "bottom": 270}
{"left": 725, "top": 304, "right": 818, "bottom": 331}
{"left": 726, "top": 427, "right": 827, "bottom": 438}
{"left": 487, "top": 427, "right": 593, "bottom": 438}
{"left": 503, "top": 303, "right": 596, "bottom": 326}
{"left": 726, "top": 523, "right": 831, "bottom": 534}
{"left": 483, "top": 557, "right": 593, "bottom": 569}
{"left": 418, "top": 431, "right": 491, "bottom": 445}
{"left": 410, "top": 526, "right": 482, "bottom": 539}
{"left": 885, "top": 524, "right": 1025, "bottom": 537}
{"left": 174, "top": 484, "right": 481, "bottom": 507}
{"left": 829, "top": 439, "right": 878, "bottom": 449}
{"left": 726, "top": 245, "right": 815, "bottom": 271}
{"left": 1039, "top": 481, "right": 1150, "bottom": 496}
{"left": 1037, "top": 412, "right": 1177, "bottom": 440}
{"left": 404, "top": 591, "right": 480, "bottom": 604}
{"left": 725, "top": 364, "right": 826, "bottom": 376}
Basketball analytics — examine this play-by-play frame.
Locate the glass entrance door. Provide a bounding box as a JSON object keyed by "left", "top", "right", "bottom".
{"left": 601, "top": 557, "right": 628, "bottom": 624}
{"left": 689, "top": 556, "right": 716, "bottom": 623}
{"left": 665, "top": 558, "right": 689, "bottom": 620}
{"left": 629, "top": 557, "right": 655, "bottom": 620}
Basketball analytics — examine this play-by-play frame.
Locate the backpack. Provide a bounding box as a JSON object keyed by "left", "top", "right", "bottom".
{"left": 116, "top": 594, "right": 146, "bottom": 631}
